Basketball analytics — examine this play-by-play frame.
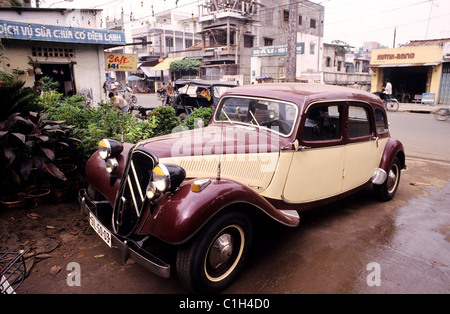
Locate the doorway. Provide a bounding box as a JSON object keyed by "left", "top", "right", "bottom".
{"left": 383, "top": 66, "right": 429, "bottom": 103}
{"left": 38, "top": 63, "right": 74, "bottom": 96}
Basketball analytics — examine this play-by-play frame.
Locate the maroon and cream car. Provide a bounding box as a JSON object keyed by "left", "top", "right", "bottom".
{"left": 79, "top": 83, "right": 406, "bottom": 293}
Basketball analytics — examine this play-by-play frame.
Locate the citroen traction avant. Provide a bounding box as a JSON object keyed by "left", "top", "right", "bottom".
{"left": 79, "top": 83, "right": 405, "bottom": 293}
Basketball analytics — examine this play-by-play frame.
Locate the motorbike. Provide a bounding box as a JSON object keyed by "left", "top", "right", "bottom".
{"left": 434, "top": 107, "right": 450, "bottom": 121}
{"left": 157, "top": 88, "right": 167, "bottom": 100}
{"left": 128, "top": 103, "right": 154, "bottom": 120}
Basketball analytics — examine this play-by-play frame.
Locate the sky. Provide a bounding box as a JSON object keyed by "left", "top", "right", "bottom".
{"left": 39, "top": 0, "right": 450, "bottom": 49}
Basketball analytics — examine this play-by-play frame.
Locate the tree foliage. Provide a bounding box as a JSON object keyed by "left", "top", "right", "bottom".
{"left": 170, "top": 59, "right": 202, "bottom": 72}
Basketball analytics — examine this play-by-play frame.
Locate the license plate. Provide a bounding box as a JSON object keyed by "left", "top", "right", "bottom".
{"left": 90, "top": 212, "right": 112, "bottom": 247}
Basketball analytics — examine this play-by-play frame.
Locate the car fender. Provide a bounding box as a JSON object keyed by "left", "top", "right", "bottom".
{"left": 137, "top": 178, "right": 300, "bottom": 244}
{"left": 379, "top": 137, "right": 406, "bottom": 172}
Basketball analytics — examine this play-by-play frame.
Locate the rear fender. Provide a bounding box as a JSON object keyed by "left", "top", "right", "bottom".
{"left": 379, "top": 138, "right": 406, "bottom": 171}
{"left": 137, "top": 178, "right": 300, "bottom": 244}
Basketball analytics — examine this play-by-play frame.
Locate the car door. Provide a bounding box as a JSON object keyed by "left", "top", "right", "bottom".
{"left": 283, "top": 103, "right": 345, "bottom": 203}
{"left": 342, "top": 103, "right": 387, "bottom": 192}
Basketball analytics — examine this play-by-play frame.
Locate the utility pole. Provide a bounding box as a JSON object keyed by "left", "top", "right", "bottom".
{"left": 286, "top": 0, "right": 298, "bottom": 82}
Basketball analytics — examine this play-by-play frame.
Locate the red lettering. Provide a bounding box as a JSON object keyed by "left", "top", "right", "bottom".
{"left": 107, "top": 54, "right": 131, "bottom": 65}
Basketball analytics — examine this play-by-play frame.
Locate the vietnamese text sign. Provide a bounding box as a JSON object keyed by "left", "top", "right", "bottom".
{"left": 0, "top": 19, "right": 125, "bottom": 46}
{"left": 251, "top": 43, "right": 305, "bottom": 57}
{"left": 105, "top": 53, "right": 137, "bottom": 71}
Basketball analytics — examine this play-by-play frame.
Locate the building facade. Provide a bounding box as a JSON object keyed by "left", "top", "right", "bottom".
{"left": 0, "top": 7, "right": 125, "bottom": 104}
{"left": 370, "top": 38, "right": 450, "bottom": 105}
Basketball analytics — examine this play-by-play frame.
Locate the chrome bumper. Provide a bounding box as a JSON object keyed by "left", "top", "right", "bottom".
{"left": 78, "top": 189, "right": 171, "bottom": 278}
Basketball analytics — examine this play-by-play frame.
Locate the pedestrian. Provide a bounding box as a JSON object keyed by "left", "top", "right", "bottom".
{"left": 124, "top": 86, "right": 132, "bottom": 103}
{"left": 352, "top": 81, "right": 359, "bottom": 89}
{"left": 165, "top": 81, "right": 174, "bottom": 106}
{"left": 108, "top": 92, "right": 128, "bottom": 113}
{"left": 383, "top": 79, "right": 392, "bottom": 101}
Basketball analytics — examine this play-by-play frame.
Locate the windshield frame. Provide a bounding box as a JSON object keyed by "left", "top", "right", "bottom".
{"left": 213, "top": 95, "right": 299, "bottom": 138}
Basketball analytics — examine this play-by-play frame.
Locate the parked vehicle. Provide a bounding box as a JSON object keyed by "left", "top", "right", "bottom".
{"left": 434, "top": 107, "right": 450, "bottom": 121}
{"left": 79, "top": 83, "right": 406, "bottom": 293}
{"left": 172, "top": 79, "right": 238, "bottom": 120}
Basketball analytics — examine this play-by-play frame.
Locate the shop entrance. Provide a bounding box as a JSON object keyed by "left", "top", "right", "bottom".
{"left": 383, "top": 66, "right": 429, "bottom": 103}
{"left": 38, "top": 63, "right": 74, "bottom": 96}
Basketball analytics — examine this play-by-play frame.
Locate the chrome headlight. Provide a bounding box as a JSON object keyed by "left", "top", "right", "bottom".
{"left": 98, "top": 139, "right": 123, "bottom": 160}
{"left": 146, "top": 182, "right": 157, "bottom": 200}
{"left": 105, "top": 158, "right": 118, "bottom": 174}
{"left": 150, "top": 164, "right": 186, "bottom": 194}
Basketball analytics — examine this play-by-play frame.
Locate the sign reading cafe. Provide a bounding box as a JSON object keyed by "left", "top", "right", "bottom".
{"left": 0, "top": 19, "right": 125, "bottom": 45}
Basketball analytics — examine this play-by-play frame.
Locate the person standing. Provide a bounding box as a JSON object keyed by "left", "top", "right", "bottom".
{"left": 165, "top": 81, "right": 174, "bottom": 106}
{"left": 383, "top": 79, "right": 392, "bottom": 101}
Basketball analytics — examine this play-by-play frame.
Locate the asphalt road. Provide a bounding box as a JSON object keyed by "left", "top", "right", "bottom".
{"left": 387, "top": 110, "right": 450, "bottom": 164}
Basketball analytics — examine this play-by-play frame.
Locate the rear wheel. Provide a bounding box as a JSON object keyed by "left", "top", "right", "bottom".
{"left": 176, "top": 210, "right": 252, "bottom": 293}
{"left": 374, "top": 156, "right": 401, "bottom": 201}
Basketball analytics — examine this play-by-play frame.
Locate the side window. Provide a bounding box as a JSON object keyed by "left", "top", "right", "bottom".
{"left": 348, "top": 106, "right": 372, "bottom": 138}
{"left": 375, "top": 109, "right": 389, "bottom": 134}
{"left": 303, "top": 105, "right": 342, "bottom": 142}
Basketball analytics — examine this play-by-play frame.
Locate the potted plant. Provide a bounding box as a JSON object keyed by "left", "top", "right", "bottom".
{"left": 0, "top": 111, "right": 68, "bottom": 204}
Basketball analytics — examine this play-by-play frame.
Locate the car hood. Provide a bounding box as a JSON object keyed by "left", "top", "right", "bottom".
{"left": 138, "top": 125, "right": 285, "bottom": 190}
{"left": 138, "top": 124, "right": 285, "bottom": 159}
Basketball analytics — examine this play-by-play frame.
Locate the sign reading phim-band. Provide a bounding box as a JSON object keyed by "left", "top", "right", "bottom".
{"left": 0, "top": 20, "right": 125, "bottom": 45}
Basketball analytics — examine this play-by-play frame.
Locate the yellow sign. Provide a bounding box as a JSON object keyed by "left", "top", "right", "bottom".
{"left": 371, "top": 45, "right": 442, "bottom": 66}
{"left": 104, "top": 53, "right": 137, "bottom": 71}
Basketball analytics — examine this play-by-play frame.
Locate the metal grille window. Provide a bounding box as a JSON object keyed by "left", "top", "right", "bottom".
{"left": 31, "top": 47, "right": 75, "bottom": 58}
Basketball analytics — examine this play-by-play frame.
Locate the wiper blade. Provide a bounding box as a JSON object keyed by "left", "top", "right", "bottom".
{"left": 221, "top": 107, "right": 234, "bottom": 125}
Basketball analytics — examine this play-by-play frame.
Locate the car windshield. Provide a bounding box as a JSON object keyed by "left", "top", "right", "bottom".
{"left": 215, "top": 96, "right": 298, "bottom": 136}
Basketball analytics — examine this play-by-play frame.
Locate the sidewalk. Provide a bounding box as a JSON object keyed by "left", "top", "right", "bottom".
{"left": 397, "top": 102, "right": 444, "bottom": 113}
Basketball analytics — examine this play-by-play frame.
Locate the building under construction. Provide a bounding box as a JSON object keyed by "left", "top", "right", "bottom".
{"left": 171, "top": 0, "right": 324, "bottom": 84}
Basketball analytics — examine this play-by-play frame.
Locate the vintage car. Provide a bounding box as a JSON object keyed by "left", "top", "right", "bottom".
{"left": 172, "top": 79, "right": 238, "bottom": 120}
{"left": 79, "top": 83, "right": 406, "bottom": 293}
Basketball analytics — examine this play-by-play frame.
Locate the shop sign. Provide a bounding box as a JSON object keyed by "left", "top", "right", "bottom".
{"left": 371, "top": 46, "right": 442, "bottom": 65}
{"left": 252, "top": 43, "right": 305, "bottom": 57}
{"left": 105, "top": 53, "right": 137, "bottom": 71}
{"left": 0, "top": 19, "right": 125, "bottom": 46}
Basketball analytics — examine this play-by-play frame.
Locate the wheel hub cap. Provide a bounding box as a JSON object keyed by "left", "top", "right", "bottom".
{"left": 209, "top": 233, "right": 233, "bottom": 269}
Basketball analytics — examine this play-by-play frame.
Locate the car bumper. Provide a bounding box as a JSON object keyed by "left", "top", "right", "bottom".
{"left": 78, "top": 189, "right": 171, "bottom": 278}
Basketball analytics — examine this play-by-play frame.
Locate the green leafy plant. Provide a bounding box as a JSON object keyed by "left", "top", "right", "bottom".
{"left": 184, "top": 107, "right": 214, "bottom": 130}
{"left": 0, "top": 69, "right": 41, "bottom": 121}
{"left": 0, "top": 111, "right": 69, "bottom": 197}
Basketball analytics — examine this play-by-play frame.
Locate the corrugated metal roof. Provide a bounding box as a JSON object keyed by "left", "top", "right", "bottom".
{"left": 406, "top": 38, "right": 450, "bottom": 46}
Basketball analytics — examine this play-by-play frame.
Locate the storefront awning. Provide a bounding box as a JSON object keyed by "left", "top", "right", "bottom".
{"left": 150, "top": 57, "right": 185, "bottom": 71}
{"left": 369, "top": 62, "right": 441, "bottom": 68}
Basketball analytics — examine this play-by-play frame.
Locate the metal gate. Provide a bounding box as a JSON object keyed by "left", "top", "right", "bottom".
{"left": 438, "top": 62, "right": 450, "bottom": 105}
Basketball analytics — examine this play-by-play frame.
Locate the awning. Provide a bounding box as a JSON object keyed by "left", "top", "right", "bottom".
{"left": 150, "top": 57, "right": 185, "bottom": 71}
{"left": 369, "top": 62, "right": 441, "bottom": 68}
{"left": 127, "top": 75, "right": 144, "bottom": 81}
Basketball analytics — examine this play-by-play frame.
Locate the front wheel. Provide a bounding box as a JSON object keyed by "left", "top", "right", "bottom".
{"left": 373, "top": 156, "right": 401, "bottom": 201}
{"left": 434, "top": 108, "right": 449, "bottom": 121}
{"left": 176, "top": 211, "right": 252, "bottom": 294}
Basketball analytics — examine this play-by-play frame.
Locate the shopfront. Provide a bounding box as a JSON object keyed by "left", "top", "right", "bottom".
{"left": 370, "top": 45, "right": 443, "bottom": 103}
{"left": 0, "top": 8, "right": 125, "bottom": 104}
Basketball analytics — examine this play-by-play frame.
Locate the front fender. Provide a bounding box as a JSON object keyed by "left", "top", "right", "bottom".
{"left": 137, "top": 178, "right": 300, "bottom": 244}
{"left": 379, "top": 137, "right": 406, "bottom": 171}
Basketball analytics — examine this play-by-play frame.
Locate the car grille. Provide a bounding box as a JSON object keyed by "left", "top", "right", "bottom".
{"left": 113, "top": 147, "right": 156, "bottom": 236}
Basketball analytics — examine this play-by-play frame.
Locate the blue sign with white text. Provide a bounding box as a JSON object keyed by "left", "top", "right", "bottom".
{"left": 0, "top": 19, "right": 125, "bottom": 46}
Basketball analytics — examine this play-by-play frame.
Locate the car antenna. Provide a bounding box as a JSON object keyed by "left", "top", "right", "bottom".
{"left": 216, "top": 108, "right": 227, "bottom": 181}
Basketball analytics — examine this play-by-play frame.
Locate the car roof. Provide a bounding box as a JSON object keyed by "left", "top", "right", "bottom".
{"left": 222, "top": 83, "right": 385, "bottom": 112}
{"left": 175, "top": 79, "right": 238, "bottom": 88}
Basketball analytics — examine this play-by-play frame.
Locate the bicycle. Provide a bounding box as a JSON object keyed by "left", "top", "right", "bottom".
{"left": 373, "top": 92, "right": 399, "bottom": 111}
{"left": 434, "top": 107, "right": 450, "bottom": 121}
{"left": 384, "top": 98, "right": 399, "bottom": 112}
